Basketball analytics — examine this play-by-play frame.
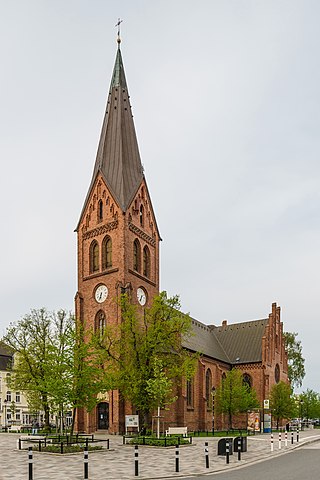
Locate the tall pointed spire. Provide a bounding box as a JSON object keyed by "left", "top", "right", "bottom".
{"left": 81, "top": 42, "right": 144, "bottom": 218}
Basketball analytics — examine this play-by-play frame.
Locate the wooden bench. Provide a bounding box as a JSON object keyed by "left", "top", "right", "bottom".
{"left": 165, "top": 427, "right": 188, "bottom": 437}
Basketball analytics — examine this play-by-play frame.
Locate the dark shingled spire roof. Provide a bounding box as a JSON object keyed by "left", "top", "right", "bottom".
{"left": 79, "top": 46, "right": 144, "bottom": 222}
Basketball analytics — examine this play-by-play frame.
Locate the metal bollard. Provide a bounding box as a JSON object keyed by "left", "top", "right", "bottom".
{"left": 28, "top": 447, "right": 33, "bottom": 480}
{"left": 205, "top": 442, "right": 209, "bottom": 468}
{"left": 84, "top": 448, "right": 89, "bottom": 479}
{"left": 226, "top": 440, "right": 230, "bottom": 464}
{"left": 291, "top": 431, "right": 294, "bottom": 445}
{"left": 279, "top": 432, "right": 281, "bottom": 450}
{"left": 238, "top": 437, "right": 241, "bottom": 461}
{"left": 271, "top": 433, "right": 274, "bottom": 452}
{"left": 135, "top": 445, "right": 139, "bottom": 476}
{"left": 285, "top": 431, "right": 288, "bottom": 447}
{"left": 296, "top": 427, "right": 299, "bottom": 443}
{"left": 175, "top": 444, "right": 180, "bottom": 472}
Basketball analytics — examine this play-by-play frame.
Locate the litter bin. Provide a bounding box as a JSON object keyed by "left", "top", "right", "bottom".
{"left": 217, "top": 438, "right": 233, "bottom": 456}
{"left": 234, "top": 436, "right": 247, "bottom": 452}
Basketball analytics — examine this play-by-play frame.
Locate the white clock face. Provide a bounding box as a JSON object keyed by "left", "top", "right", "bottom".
{"left": 137, "top": 287, "right": 147, "bottom": 306}
{"left": 95, "top": 284, "right": 108, "bottom": 303}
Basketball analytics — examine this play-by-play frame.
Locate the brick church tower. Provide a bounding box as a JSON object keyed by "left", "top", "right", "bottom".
{"left": 75, "top": 41, "right": 160, "bottom": 433}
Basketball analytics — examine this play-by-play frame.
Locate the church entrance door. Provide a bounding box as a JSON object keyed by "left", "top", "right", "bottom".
{"left": 97, "top": 402, "right": 109, "bottom": 430}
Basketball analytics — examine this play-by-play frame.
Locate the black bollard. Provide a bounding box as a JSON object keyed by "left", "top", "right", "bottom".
{"left": 291, "top": 431, "right": 294, "bottom": 445}
{"left": 175, "top": 444, "right": 180, "bottom": 472}
{"left": 238, "top": 438, "right": 241, "bottom": 461}
{"left": 296, "top": 427, "right": 299, "bottom": 443}
{"left": 135, "top": 445, "right": 139, "bottom": 476}
{"left": 226, "top": 440, "right": 230, "bottom": 465}
{"left": 84, "top": 447, "right": 89, "bottom": 479}
{"left": 205, "top": 442, "right": 209, "bottom": 468}
{"left": 28, "top": 447, "right": 33, "bottom": 480}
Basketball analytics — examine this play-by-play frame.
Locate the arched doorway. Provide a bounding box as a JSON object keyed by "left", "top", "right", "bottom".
{"left": 97, "top": 402, "right": 109, "bottom": 430}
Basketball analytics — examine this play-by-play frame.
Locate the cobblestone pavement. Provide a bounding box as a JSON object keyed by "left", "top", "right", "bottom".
{"left": 0, "top": 429, "right": 319, "bottom": 479}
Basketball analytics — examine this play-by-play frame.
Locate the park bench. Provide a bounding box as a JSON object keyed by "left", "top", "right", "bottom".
{"left": 165, "top": 426, "right": 188, "bottom": 437}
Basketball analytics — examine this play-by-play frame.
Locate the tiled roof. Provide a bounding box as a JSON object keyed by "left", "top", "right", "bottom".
{"left": 183, "top": 317, "right": 268, "bottom": 365}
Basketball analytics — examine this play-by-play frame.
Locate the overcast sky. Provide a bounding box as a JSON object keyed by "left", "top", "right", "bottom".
{"left": 1, "top": 1, "right": 319, "bottom": 392}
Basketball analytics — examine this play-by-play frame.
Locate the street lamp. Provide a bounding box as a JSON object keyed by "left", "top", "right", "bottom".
{"left": 211, "top": 387, "right": 216, "bottom": 436}
{"left": 4, "top": 399, "right": 7, "bottom": 432}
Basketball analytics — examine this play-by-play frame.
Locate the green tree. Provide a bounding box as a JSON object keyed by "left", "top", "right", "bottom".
{"left": 104, "top": 292, "right": 197, "bottom": 429}
{"left": 299, "top": 389, "right": 320, "bottom": 420}
{"left": 270, "top": 381, "right": 294, "bottom": 429}
{"left": 3, "top": 308, "right": 114, "bottom": 433}
{"left": 215, "top": 369, "right": 259, "bottom": 430}
{"left": 283, "top": 332, "right": 305, "bottom": 388}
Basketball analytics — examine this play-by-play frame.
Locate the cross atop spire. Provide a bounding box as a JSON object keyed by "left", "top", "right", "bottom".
{"left": 115, "top": 18, "right": 123, "bottom": 47}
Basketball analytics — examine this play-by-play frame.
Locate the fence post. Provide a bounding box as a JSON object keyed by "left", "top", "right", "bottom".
{"left": 204, "top": 442, "right": 209, "bottom": 468}
{"left": 84, "top": 447, "right": 89, "bottom": 479}
{"left": 134, "top": 445, "right": 139, "bottom": 477}
{"left": 175, "top": 444, "right": 180, "bottom": 472}
{"left": 107, "top": 438, "right": 110, "bottom": 450}
{"left": 271, "top": 433, "right": 274, "bottom": 452}
{"left": 60, "top": 442, "right": 63, "bottom": 454}
{"left": 278, "top": 432, "right": 281, "bottom": 450}
{"left": 28, "top": 447, "right": 33, "bottom": 480}
{"left": 238, "top": 437, "right": 241, "bottom": 461}
{"left": 226, "top": 440, "right": 230, "bottom": 465}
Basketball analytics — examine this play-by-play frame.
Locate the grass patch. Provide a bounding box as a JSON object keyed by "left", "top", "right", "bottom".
{"left": 32, "top": 444, "right": 103, "bottom": 454}
{"left": 129, "top": 436, "right": 190, "bottom": 447}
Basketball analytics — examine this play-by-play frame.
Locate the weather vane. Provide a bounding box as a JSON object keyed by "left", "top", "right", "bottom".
{"left": 115, "top": 18, "right": 123, "bottom": 45}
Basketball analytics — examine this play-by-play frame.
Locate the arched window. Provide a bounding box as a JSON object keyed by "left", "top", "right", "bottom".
{"left": 102, "top": 236, "right": 112, "bottom": 269}
{"left": 243, "top": 373, "right": 252, "bottom": 389}
{"left": 205, "top": 369, "right": 212, "bottom": 404}
{"left": 139, "top": 205, "right": 144, "bottom": 227}
{"left": 95, "top": 310, "right": 106, "bottom": 339}
{"left": 143, "top": 246, "right": 150, "bottom": 278}
{"left": 90, "top": 240, "right": 99, "bottom": 273}
{"left": 275, "top": 364, "right": 280, "bottom": 383}
{"left": 133, "top": 239, "right": 141, "bottom": 272}
{"left": 98, "top": 200, "right": 103, "bottom": 222}
{"left": 186, "top": 378, "right": 194, "bottom": 407}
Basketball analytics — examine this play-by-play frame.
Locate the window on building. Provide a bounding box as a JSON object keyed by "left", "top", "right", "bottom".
{"left": 6, "top": 391, "right": 11, "bottom": 402}
{"left": 275, "top": 363, "right": 280, "bottom": 383}
{"left": 139, "top": 205, "right": 144, "bottom": 227}
{"left": 143, "top": 246, "right": 150, "bottom": 278}
{"left": 90, "top": 240, "right": 99, "bottom": 273}
{"left": 95, "top": 310, "right": 106, "bottom": 339}
{"left": 16, "top": 410, "right": 21, "bottom": 421}
{"left": 186, "top": 379, "right": 194, "bottom": 407}
{"left": 243, "top": 374, "right": 252, "bottom": 389}
{"left": 16, "top": 392, "right": 21, "bottom": 403}
{"left": 133, "top": 239, "right": 141, "bottom": 272}
{"left": 205, "top": 369, "right": 212, "bottom": 407}
{"left": 102, "top": 236, "right": 112, "bottom": 269}
{"left": 98, "top": 199, "right": 103, "bottom": 222}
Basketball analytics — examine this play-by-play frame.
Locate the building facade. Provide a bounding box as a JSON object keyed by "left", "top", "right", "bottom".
{"left": 75, "top": 42, "right": 288, "bottom": 434}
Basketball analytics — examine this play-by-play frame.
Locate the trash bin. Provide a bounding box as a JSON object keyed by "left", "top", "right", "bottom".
{"left": 217, "top": 438, "right": 233, "bottom": 456}
{"left": 234, "top": 436, "right": 247, "bottom": 452}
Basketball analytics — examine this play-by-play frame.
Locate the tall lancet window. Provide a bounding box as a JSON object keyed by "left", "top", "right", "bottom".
{"left": 90, "top": 240, "right": 99, "bottom": 273}
{"left": 133, "top": 239, "right": 141, "bottom": 272}
{"left": 143, "top": 246, "right": 150, "bottom": 278}
{"left": 139, "top": 205, "right": 144, "bottom": 227}
{"left": 102, "top": 236, "right": 112, "bottom": 269}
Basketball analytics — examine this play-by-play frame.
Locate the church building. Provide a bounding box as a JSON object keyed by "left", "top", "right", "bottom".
{"left": 75, "top": 39, "right": 288, "bottom": 434}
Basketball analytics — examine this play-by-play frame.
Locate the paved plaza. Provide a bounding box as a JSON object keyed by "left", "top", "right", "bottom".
{"left": 0, "top": 429, "right": 319, "bottom": 479}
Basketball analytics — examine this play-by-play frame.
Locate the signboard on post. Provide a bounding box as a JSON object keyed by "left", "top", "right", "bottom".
{"left": 125, "top": 415, "right": 139, "bottom": 435}
{"left": 264, "top": 399, "right": 270, "bottom": 409}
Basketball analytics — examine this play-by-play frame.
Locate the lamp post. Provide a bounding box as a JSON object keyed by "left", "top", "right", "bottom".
{"left": 4, "top": 399, "right": 7, "bottom": 432}
{"left": 211, "top": 387, "right": 216, "bottom": 436}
